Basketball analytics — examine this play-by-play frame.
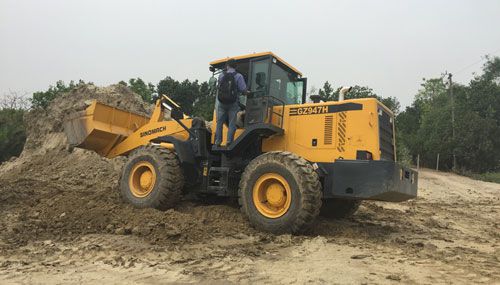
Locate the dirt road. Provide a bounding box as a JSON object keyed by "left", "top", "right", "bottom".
{"left": 1, "top": 167, "right": 498, "bottom": 284}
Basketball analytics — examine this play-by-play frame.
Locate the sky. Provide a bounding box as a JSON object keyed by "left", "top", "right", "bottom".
{"left": 1, "top": 0, "right": 499, "bottom": 107}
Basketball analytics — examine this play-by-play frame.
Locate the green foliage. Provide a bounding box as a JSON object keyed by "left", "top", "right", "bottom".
{"left": 318, "top": 84, "right": 401, "bottom": 114}
{"left": 379, "top": 97, "right": 401, "bottom": 115}
{"left": 341, "top": 85, "right": 378, "bottom": 99}
{"left": 318, "top": 81, "right": 334, "bottom": 101}
{"left": 471, "top": 172, "right": 500, "bottom": 184}
{"left": 31, "top": 80, "right": 86, "bottom": 109}
{"left": 0, "top": 109, "right": 26, "bottom": 162}
{"left": 397, "top": 56, "right": 500, "bottom": 173}
{"left": 191, "top": 81, "right": 215, "bottom": 120}
{"left": 396, "top": 141, "right": 412, "bottom": 168}
{"left": 157, "top": 77, "right": 214, "bottom": 119}
{"left": 126, "top": 78, "right": 156, "bottom": 103}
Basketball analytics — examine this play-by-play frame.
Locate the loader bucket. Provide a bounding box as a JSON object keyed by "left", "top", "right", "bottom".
{"left": 63, "top": 100, "right": 150, "bottom": 156}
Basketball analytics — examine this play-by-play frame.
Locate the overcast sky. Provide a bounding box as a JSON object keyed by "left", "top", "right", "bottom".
{"left": 1, "top": 0, "right": 499, "bottom": 107}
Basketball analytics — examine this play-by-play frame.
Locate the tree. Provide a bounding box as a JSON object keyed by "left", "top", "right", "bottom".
{"left": 157, "top": 76, "right": 213, "bottom": 119}
{"left": 0, "top": 109, "right": 26, "bottom": 162}
{"left": 0, "top": 92, "right": 29, "bottom": 162}
{"left": 0, "top": 91, "right": 30, "bottom": 110}
{"left": 340, "top": 85, "right": 378, "bottom": 100}
{"left": 192, "top": 81, "right": 215, "bottom": 120}
{"left": 318, "top": 83, "right": 401, "bottom": 114}
{"left": 318, "top": 81, "right": 334, "bottom": 101}
{"left": 127, "top": 78, "right": 156, "bottom": 103}
{"left": 396, "top": 56, "right": 500, "bottom": 173}
{"left": 31, "top": 80, "right": 86, "bottom": 109}
{"left": 396, "top": 100, "right": 425, "bottom": 164}
{"left": 380, "top": 97, "right": 401, "bottom": 115}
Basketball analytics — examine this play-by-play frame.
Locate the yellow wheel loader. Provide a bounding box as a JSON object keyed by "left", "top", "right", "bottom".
{"left": 64, "top": 52, "right": 417, "bottom": 234}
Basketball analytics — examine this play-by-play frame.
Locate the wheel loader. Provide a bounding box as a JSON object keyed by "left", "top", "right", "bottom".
{"left": 63, "top": 52, "right": 417, "bottom": 234}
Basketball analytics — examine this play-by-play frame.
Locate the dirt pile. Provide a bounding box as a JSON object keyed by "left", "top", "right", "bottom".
{"left": 0, "top": 84, "right": 258, "bottom": 250}
{"left": 23, "top": 83, "right": 151, "bottom": 153}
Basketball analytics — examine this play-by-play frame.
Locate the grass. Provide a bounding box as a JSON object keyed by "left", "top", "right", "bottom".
{"left": 471, "top": 172, "right": 500, "bottom": 184}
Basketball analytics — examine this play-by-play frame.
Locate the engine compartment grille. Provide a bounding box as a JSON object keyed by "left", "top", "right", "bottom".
{"left": 324, "top": 115, "right": 333, "bottom": 145}
{"left": 378, "top": 107, "right": 395, "bottom": 161}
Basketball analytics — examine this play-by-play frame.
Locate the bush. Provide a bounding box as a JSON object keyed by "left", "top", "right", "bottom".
{"left": 32, "top": 80, "right": 86, "bottom": 109}
{"left": 471, "top": 172, "right": 500, "bottom": 184}
{"left": 0, "top": 109, "right": 26, "bottom": 162}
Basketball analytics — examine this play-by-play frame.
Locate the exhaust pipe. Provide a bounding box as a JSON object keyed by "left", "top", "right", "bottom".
{"left": 339, "top": 86, "right": 352, "bottom": 101}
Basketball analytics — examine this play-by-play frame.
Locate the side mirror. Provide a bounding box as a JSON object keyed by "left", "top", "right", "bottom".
{"left": 209, "top": 66, "right": 216, "bottom": 72}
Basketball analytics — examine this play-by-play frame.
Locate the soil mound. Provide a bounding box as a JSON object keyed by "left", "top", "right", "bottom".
{"left": 0, "top": 84, "right": 257, "bottom": 249}
{"left": 23, "top": 84, "right": 151, "bottom": 152}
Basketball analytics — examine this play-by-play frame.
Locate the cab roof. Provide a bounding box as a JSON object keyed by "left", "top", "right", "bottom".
{"left": 209, "top": 51, "right": 303, "bottom": 76}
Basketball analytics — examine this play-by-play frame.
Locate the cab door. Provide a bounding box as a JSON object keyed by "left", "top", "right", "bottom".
{"left": 245, "top": 57, "right": 271, "bottom": 126}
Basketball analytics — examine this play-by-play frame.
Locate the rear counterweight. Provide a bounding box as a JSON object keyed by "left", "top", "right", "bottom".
{"left": 318, "top": 160, "right": 417, "bottom": 202}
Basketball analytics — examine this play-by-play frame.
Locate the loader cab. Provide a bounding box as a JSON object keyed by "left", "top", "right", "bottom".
{"left": 209, "top": 52, "right": 307, "bottom": 106}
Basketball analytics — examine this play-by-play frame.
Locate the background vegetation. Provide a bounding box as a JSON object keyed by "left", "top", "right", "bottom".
{"left": 1, "top": 56, "right": 499, "bottom": 182}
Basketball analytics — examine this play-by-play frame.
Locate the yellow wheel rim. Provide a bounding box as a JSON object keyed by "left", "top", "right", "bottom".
{"left": 129, "top": 161, "right": 157, "bottom": 198}
{"left": 252, "top": 173, "right": 292, "bottom": 218}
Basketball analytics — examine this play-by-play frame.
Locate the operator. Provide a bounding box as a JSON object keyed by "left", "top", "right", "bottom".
{"left": 214, "top": 59, "right": 247, "bottom": 147}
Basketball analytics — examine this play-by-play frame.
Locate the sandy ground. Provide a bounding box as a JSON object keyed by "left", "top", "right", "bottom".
{"left": 1, "top": 168, "right": 498, "bottom": 284}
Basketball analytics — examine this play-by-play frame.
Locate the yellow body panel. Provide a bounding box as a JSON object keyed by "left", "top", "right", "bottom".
{"left": 209, "top": 97, "right": 393, "bottom": 163}
{"left": 262, "top": 98, "right": 386, "bottom": 162}
{"left": 261, "top": 98, "right": 389, "bottom": 163}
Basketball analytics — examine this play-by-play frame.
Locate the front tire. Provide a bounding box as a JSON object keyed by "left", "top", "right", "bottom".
{"left": 238, "top": 151, "right": 322, "bottom": 234}
{"left": 119, "top": 145, "right": 183, "bottom": 210}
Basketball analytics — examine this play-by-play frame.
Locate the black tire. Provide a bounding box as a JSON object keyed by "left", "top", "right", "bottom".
{"left": 320, "top": 199, "right": 361, "bottom": 219}
{"left": 119, "top": 145, "right": 183, "bottom": 210}
{"left": 238, "top": 151, "right": 322, "bottom": 234}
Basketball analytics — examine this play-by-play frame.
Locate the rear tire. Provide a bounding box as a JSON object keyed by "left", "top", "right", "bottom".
{"left": 238, "top": 151, "right": 322, "bottom": 234}
{"left": 119, "top": 145, "right": 183, "bottom": 210}
{"left": 320, "top": 199, "right": 361, "bottom": 219}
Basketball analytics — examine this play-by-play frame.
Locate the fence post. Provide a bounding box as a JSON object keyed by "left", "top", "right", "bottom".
{"left": 436, "top": 153, "right": 440, "bottom": 171}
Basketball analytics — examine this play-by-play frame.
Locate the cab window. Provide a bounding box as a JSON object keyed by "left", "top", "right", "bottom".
{"left": 269, "top": 62, "right": 302, "bottom": 105}
{"left": 250, "top": 60, "right": 269, "bottom": 97}
{"left": 286, "top": 81, "right": 303, "bottom": 105}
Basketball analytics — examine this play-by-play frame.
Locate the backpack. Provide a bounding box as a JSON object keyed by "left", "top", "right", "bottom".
{"left": 217, "top": 72, "right": 239, "bottom": 104}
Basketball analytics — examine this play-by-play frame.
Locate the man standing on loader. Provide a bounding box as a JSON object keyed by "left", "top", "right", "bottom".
{"left": 214, "top": 59, "right": 247, "bottom": 147}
